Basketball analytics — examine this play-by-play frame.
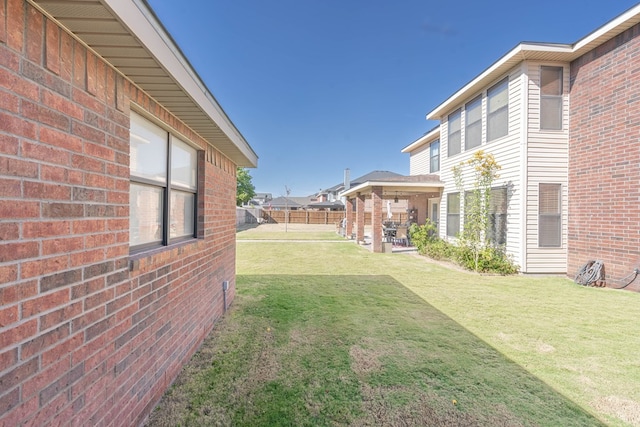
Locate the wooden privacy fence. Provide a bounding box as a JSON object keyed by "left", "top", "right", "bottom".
{"left": 262, "top": 210, "right": 410, "bottom": 225}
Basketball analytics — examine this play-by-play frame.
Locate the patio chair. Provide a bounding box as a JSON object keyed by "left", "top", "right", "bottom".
{"left": 394, "top": 226, "right": 408, "bottom": 246}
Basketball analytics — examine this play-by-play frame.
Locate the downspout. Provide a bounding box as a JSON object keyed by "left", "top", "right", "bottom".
{"left": 519, "top": 63, "right": 529, "bottom": 273}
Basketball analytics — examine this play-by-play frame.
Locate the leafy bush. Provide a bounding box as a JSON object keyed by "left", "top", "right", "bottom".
{"left": 409, "top": 222, "right": 518, "bottom": 275}
{"left": 456, "top": 245, "right": 518, "bottom": 275}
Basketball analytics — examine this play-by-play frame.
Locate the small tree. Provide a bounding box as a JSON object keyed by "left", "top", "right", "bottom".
{"left": 236, "top": 168, "right": 256, "bottom": 206}
{"left": 452, "top": 150, "right": 501, "bottom": 271}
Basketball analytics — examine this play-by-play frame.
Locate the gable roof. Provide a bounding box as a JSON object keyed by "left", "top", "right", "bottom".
{"left": 427, "top": 4, "right": 640, "bottom": 120}
{"left": 30, "top": 0, "right": 258, "bottom": 168}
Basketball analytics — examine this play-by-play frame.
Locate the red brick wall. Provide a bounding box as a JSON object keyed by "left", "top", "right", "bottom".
{"left": 568, "top": 23, "right": 640, "bottom": 290}
{"left": 0, "top": 1, "right": 238, "bottom": 425}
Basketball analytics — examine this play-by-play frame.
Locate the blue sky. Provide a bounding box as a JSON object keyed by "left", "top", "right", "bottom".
{"left": 146, "top": 0, "right": 638, "bottom": 197}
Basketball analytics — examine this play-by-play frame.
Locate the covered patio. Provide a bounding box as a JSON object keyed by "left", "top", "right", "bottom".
{"left": 339, "top": 174, "right": 443, "bottom": 253}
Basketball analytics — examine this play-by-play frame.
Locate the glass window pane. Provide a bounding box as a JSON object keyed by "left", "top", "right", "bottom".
{"left": 541, "top": 97, "right": 563, "bottom": 130}
{"left": 540, "top": 184, "right": 561, "bottom": 213}
{"left": 130, "top": 112, "right": 167, "bottom": 183}
{"left": 466, "top": 97, "right": 482, "bottom": 122}
{"left": 170, "top": 190, "right": 195, "bottom": 239}
{"left": 487, "top": 79, "right": 509, "bottom": 141}
{"left": 430, "top": 140, "right": 440, "bottom": 172}
{"left": 465, "top": 121, "right": 482, "bottom": 149}
{"left": 539, "top": 184, "right": 561, "bottom": 247}
{"left": 465, "top": 97, "right": 482, "bottom": 149}
{"left": 488, "top": 79, "right": 508, "bottom": 112}
{"left": 488, "top": 108, "right": 508, "bottom": 141}
{"left": 130, "top": 183, "right": 163, "bottom": 246}
{"left": 540, "top": 216, "right": 561, "bottom": 247}
{"left": 448, "top": 110, "right": 461, "bottom": 156}
{"left": 541, "top": 67, "right": 562, "bottom": 95}
{"left": 171, "top": 137, "right": 197, "bottom": 190}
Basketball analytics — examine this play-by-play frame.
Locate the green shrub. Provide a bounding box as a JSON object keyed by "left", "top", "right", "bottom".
{"left": 408, "top": 221, "right": 437, "bottom": 254}
{"left": 456, "top": 245, "right": 518, "bottom": 275}
{"left": 410, "top": 221, "right": 518, "bottom": 275}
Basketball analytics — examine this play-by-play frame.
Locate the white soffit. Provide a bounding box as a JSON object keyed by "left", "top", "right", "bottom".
{"left": 29, "top": 0, "right": 258, "bottom": 168}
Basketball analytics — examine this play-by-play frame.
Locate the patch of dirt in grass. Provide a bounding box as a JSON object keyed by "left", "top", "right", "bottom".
{"left": 350, "top": 345, "right": 384, "bottom": 374}
{"left": 592, "top": 396, "right": 640, "bottom": 426}
{"left": 535, "top": 340, "right": 556, "bottom": 353}
{"left": 352, "top": 385, "right": 523, "bottom": 427}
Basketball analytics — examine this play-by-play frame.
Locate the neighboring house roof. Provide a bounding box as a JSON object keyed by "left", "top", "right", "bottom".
{"left": 401, "top": 126, "right": 440, "bottom": 153}
{"left": 307, "top": 200, "right": 345, "bottom": 210}
{"left": 426, "top": 4, "right": 640, "bottom": 120}
{"left": 267, "top": 197, "right": 304, "bottom": 209}
{"left": 267, "top": 197, "right": 300, "bottom": 208}
{"left": 340, "top": 174, "right": 444, "bottom": 198}
{"left": 324, "top": 170, "right": 404, "bottom": 193}
{"left": 30, "top": 0, "right": 258, "bottom": 168}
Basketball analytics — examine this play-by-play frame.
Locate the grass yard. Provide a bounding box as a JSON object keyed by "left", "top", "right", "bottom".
{"left": 147, "top": 228, "right": 640, "bottom": 426}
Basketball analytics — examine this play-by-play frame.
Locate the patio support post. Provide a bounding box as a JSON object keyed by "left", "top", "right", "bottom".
{"left": 356, "top": 193, "right": 365, "bottom": 243}
{"left": 371, "top": 186, "right": 383, "bottom": 253}
{"left": 345, "top": 197, "right": 354, "bottom": 238}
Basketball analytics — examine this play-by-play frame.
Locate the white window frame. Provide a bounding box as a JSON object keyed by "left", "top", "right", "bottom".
{"left": 487, "top": 78, "right": 509, "bottom": 142}
{"left": 129, "top": 111, "right": 199, "bottom": 251}
{"left": 538, "top": 183, "right": 562, "bottom": 247}
{"left": 430, "top": 139, "right": 440, "bottom": 173}
{"left": 446, "top": 192, "right": 460, "bottom": 237}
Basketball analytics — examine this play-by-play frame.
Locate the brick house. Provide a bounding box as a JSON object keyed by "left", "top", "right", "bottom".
{"left": 0, "top": 0, "right": 257, "bottom": 425}
{"left": 568, "top": 8, "right": 640, "bottom": 289}
{"left": 404, "top": 4, "right": 640, "bottom": 277}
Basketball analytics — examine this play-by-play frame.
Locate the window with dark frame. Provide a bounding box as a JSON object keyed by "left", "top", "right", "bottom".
{"left": 465, "top": 96, "right": 482, "bottom": 150}
{"left": 540, "top": 66, "right": 563, "bottom": 130}
{"left": 487, "top": 78, "right": 509, "bottom": 141}
{"left": 539, "top": 183, "right": 562, "bottom": 247}
{"left": 129, "top": 111, "right": 198, "bottom": 250}
{"left": 430, "top": 139, "right": 440, "bottom": 172}
{"left": 446, "top": 192, "right": 460, "bottom": 237}
{"left": 448, "top": 109, "right": 461, "bottom": 157}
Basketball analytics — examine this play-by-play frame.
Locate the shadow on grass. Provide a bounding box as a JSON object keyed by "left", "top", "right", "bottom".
{"left": 148, "top": 274, "right": 606, "bottom": 427}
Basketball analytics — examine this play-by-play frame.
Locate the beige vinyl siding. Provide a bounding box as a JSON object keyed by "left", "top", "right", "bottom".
{"left": 524, "top": 62, "right": 570, "bottom": 273}
{"left": 409, "top": 144, "right": 431, "bottom": 175}
{"left": 438, "top": 66, "right": 525, "bottom": 268}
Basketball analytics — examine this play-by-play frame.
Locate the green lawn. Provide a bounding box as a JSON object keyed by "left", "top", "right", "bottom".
{"left": 147, "top": 234, "right": 640, "bottom": 426}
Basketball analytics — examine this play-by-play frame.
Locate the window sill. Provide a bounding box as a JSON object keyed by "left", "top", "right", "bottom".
{"left": 129, "top": 237, "right": 200, "bottom": 269}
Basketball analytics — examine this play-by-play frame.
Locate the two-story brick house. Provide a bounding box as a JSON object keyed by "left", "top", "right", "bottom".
{"left": 404, "top": 4, "right": 640, "bottom": 276}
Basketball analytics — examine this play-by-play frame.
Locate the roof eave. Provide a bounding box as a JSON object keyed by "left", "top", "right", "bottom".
{"left": 401, "top": 126, "right": 440, "bottom": 153}
{"left": 426, "top": 43, "right": 572, "bottom": 120}
{"left": 29, "top": 0, "right": 258, "bottom": 168}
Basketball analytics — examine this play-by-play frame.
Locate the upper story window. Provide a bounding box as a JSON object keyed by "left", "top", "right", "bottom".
{"left": 465, "top": 96, "right": 482, "bottom": 150}
{"left": 487, "top": 78, "right": 509, "bottom": 142}
{"left": 430, "top": 139, "right": 440, "bottom": 173}
{"left": 448, "top": 109, "right": 461, "bottom": 157}
{"left": 129, "top": 111, "right": 198, "bottom": 250}
{"left": 540, "top": 66, "right": 563, "bottom": 130}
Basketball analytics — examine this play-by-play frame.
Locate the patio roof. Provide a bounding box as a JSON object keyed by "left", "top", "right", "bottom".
{"left": 339, "top": 174, "right": 444, "bottom": 199}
